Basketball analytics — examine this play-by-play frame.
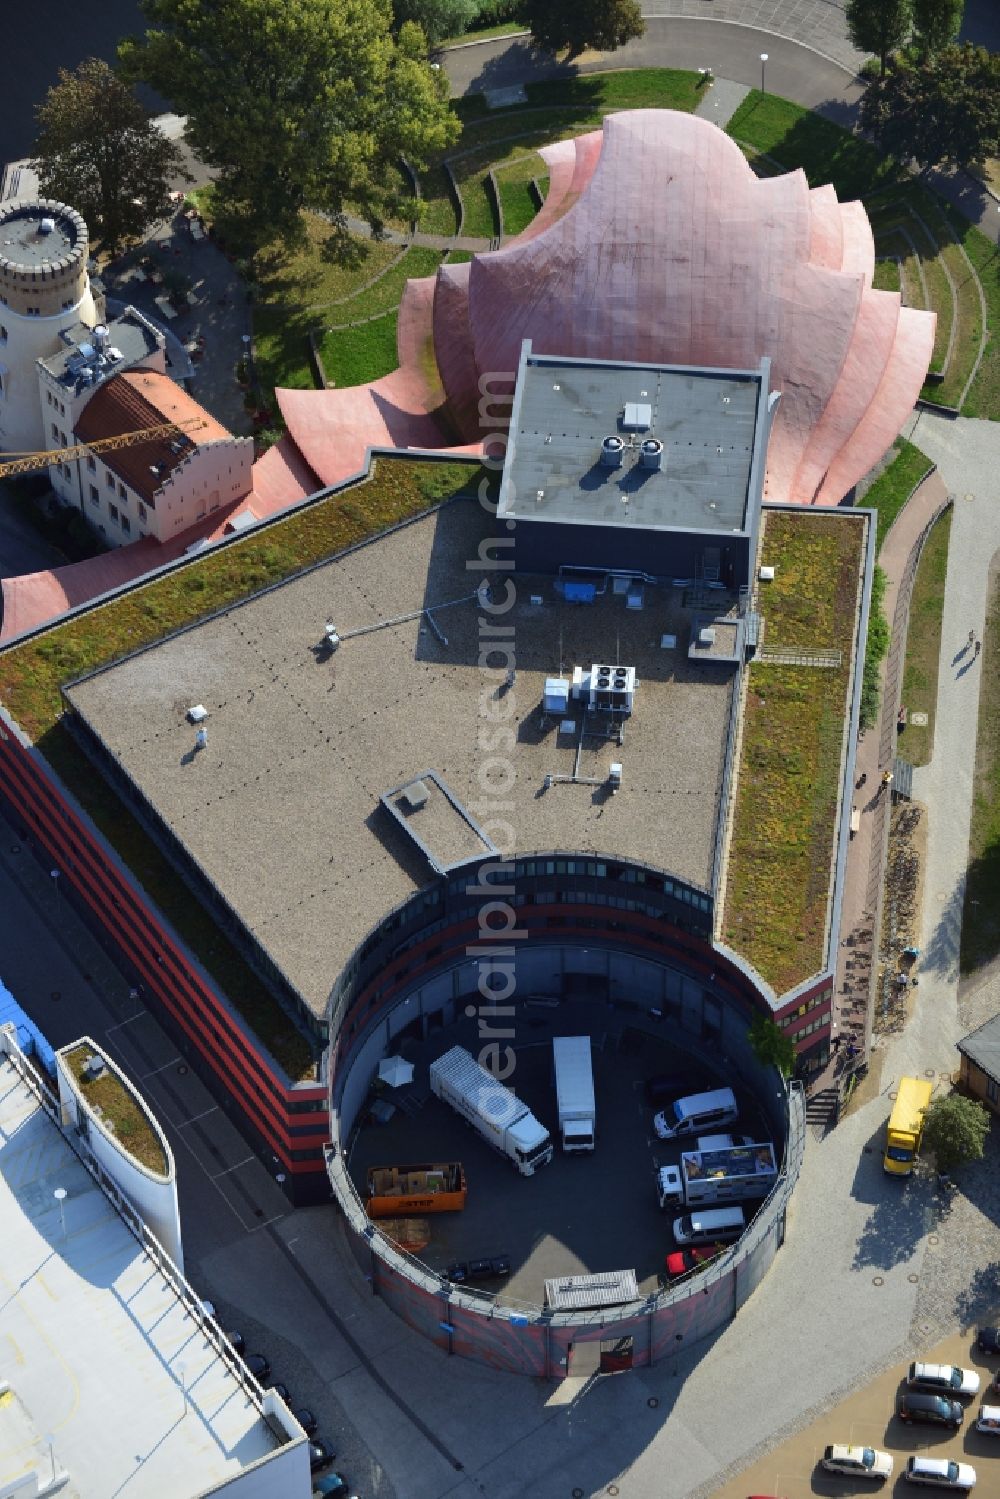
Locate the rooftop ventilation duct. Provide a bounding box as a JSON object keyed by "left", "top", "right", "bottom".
{"left": 601, "top": 435, "right": 625, "bottom": 468}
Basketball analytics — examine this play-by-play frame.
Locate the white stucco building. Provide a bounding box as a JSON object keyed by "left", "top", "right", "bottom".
{"left": 0, "top": 197, "right": 100, "bottom": 454}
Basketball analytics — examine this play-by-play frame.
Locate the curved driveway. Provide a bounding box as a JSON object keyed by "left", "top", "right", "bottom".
{"left": 445, "top": 20, "right": 864, "bottom": 121}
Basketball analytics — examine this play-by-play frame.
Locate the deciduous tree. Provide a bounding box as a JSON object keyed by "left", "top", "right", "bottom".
{"left": 393, "top": 0, "right": 481, "bottom": 47}
{"left": 845, "top": 0, "right": 913, "bottom": 75}
{"left": 523, "top": 0, "right": 644, "bottom": 58}
{"left": 120, "top": 0, "right": 460, "bottom": 248}
{"left": 747, "top": 1015, "right": 797, "bottom": 1079}
{"left": 860, "top": 44, "right": 1000, "bottom": 169}
{"left": 31, "top": 58, "right": 185, "bottom": 252}
{"left": 922, "top": 1092, "right": 989, "bottom": 1174}
{"left": 912, "top": 0, "right": 965, "bottom": 57}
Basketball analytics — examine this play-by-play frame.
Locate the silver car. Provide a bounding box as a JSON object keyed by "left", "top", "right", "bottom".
{"left": 905, "top": 1457, "right": 976, "bottom": 1490}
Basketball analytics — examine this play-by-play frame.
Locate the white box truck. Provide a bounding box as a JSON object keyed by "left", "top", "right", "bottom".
{"left": 552, "top": 1036, "right": 596, "bottom": 1152}
{"left": 656, "top": 1140, "right": 777, "bottom": 1208}
{"left": 429, "top": 1046, "right": 553, "bottom": 1176}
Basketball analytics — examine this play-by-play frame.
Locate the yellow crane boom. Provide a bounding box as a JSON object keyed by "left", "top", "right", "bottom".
{"left": 0, "top": 418, "right": 207, "bottom": 481}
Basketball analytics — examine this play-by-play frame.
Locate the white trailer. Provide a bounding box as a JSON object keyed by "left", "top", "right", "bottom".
{"left": 552, "top": 1036, "right": 596, "bottom": 1152}
{"left": 429, "top": 1046, "right": 553, "bottom": 1176}
{"left": 656, "top": 1140, "right": 777, "bottom": 1208}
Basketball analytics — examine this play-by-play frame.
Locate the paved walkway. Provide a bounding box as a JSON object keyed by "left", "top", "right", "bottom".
{"left": 902, "top": 412, "right": 1000, "bottom": 1055}
{"left": 693, "top": 75, "right": 750, "bottom": 128}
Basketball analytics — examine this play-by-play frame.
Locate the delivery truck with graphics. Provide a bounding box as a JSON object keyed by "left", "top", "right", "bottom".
{"left": 430, "top": 1045, "right": 553, "bottom": 1176}
{"left": 552, "top": 1035, "right": 596, "bottom": 1152}
{"left": 656, "top": 1139, "right": 778, "bottom": 1209}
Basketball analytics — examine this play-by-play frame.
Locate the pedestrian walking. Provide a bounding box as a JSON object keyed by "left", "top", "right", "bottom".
{"left": 975, "top": 639, "right": 981, "bottom": 659}
{"left": 856, "top": 772, "right": 867, "bottom": 789}
{"left": 969, "top": 629, "right": 975, "bottom": 647}
{"left": 846, "top": 1042, "right": 859, "bottom": 1061}
{"left": 831, "top": 1036, "right": 842, "bottom": 1054}
{"left": 880, "top": 769, "right": 893, "bottom": 791}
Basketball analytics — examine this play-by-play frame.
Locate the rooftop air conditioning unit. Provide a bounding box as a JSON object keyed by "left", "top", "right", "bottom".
{"left": 601, "top": 435, "right": 625, "bottom": 468}
{"left": 83, "top": 1054, "right": 108, "bottom": 1082}
{"left": 640, "top": 438, "right": 663, "bottom": 471}
{"left": 39, "top": 217, "right": 55, "bottom": 235}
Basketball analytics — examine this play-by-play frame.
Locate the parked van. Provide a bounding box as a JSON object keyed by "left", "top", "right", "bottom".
{"left": 696, "top": 1133, "right": 754, "bottom": 1152}
{"left": 654, "top": 1087, "right": 738, "bottom": 1140}
{"left": 672, "top": 1205, "right": 746, "bottom": 1245}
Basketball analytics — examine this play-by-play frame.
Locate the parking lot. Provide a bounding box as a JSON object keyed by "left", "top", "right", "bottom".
{"left": 346, "top": 1001, "right": 778, "bottom": 1303}
{"left": 713, "top": 1329, "right": 1000, "bottom": 1498}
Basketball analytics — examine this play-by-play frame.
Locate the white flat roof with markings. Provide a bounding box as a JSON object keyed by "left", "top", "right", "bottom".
{"left": 0, "top": 1050, "right": 308, "bottom": 1498}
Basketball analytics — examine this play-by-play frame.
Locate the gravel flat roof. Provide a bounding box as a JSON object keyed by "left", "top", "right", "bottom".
{"left": 66, "top": 501, "right": 737, "bottom": 1019}
{"left": 501, "top": 354, "right": 761, "bottom": 535}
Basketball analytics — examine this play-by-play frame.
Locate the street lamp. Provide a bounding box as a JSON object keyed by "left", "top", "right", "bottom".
{"left": 178, "top": 1361, "right": 188, "bottom": 1416}
{"left": 44, "top": 1434, "right": 56, "bottom": 1482}
{"left": 760, "top": 52, "right": 769, "bottom": 94}
{"left": 50, "top": 868, "right": 60, "bottom": 902}
{"left": 53, "top": 1186, "right": 67, "bottom": 1237}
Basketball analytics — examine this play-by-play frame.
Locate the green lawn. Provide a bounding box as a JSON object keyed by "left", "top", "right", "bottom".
{"left": 417, "top": 163, "right": 459, "bottom": 237}
{"left": 858, "top": 438, "right": 935, "bottom": 556}
{"left": 900, "top": 504, "right": 953, "bottom": 767}
{"left": 319, "top": 311, "right": 402, "bottom": 387}
{"left": 727, "top": 94, "right": 997, "bottom": 419}
{"left": 722, "top": 510, "right": 866, "bottom": 993}
{"left": 3, "top": 459, "right": 485, "bottom": 1074}
{"left": 495, "top": 152, "right": 547, "bottom": 235}
{"left": 440, "top": 19, "right": 526, "bottom": 47}
{"left": 727, "top": 92, "right": 903, "bottom": 200}
{"left": 873, "top": 257, "right": 901, "bottom": 292}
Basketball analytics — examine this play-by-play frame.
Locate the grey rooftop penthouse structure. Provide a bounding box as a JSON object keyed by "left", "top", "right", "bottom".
{"left": 499, "top": 344, "right": 775, "bottom": 587}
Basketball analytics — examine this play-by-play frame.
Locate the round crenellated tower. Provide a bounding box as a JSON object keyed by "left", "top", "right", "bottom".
{"left": 0, "top": 198, "right": 99, "bottom": 455}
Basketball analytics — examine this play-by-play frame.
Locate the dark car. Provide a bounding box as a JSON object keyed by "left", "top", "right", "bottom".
{"left": 294, "top": 1407, "right": 317, "bottom": 1437}
{"left": 309, "top": 1438, "right": 337, "bottom": 1473}
{"left": 313, "top": 1476, "right": 354, "bottom": 1498}
{"left": 897, "top": 1392, "right": 964, "bottom": 1429}
{"left": 977, "top": 1327, "right": 1000, "bottom": 1356}
{"left": 644, "top": 1072, "right": 691, "bottom": 1107}
{"left": 244, "top": 1353, "right": 271, "bottom": 1382}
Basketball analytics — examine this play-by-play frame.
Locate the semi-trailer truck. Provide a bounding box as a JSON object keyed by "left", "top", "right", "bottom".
{"left": 657, "top": 1140, "right": 777, "bottom": 1208}
{"left": 552, "top": 1035, "right": 596, "bottom": 1152}
{"left": 429, "top": 1045, "right": 553, "bottom": 1176}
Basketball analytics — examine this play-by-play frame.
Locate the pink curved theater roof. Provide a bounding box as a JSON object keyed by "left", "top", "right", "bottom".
{"left": 278, "top": 108, "right": 934, "bottom": 508}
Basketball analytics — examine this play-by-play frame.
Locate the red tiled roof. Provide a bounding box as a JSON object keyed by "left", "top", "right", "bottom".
{"left": 75, "top": 371, "right": 233, "bottom": 504}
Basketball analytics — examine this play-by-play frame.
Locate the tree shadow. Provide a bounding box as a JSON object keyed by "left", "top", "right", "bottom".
{"left": 458, "top": 40, "right": 583, "bottom": 101}
{"left": 960, "top": 842, "right": 1000, "bottom": 976}
{"left": 921, "top": 877, "right": 964, "bottom": 983}
{"left": 849, "top": 1124, "right": 938, "bottom": 1270}
{"left": 733, "top": 95, "right": 904, "bottom": 201}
